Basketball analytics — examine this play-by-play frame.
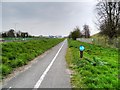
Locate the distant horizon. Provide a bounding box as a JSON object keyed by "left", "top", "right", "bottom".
{"left": 1, "top": 28, "right": 99, "bottom": 37}
{"left": 1, "top": 1, "right": 100, "bottom": 36}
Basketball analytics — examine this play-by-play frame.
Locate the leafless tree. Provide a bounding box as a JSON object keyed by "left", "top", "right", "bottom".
{"left": 83, "top": 24, "right": 90, "bottom": 38}
{"left": 96, "top": 0, "right": 120, "bottom": 43}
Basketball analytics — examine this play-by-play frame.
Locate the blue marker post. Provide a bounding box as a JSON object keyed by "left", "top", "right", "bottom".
{"left": 79, "top": 45, "right": 85, "bottom": 58}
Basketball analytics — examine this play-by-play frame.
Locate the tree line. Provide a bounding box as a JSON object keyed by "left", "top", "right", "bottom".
{"left": 0, "top": 29, "right": 31, "bottom": 38}
{"left": 68, "top": 24, "right": 90, "bottom": 40}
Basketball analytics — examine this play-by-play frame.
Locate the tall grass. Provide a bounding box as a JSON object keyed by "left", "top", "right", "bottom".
{"left": 66, "top": 39, "right": 118, "bottom": 88}
{"left": 0, "top": 38, "right": 64, "bottom": 79}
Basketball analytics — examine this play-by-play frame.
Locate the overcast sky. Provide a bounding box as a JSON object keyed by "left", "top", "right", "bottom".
{"left": 1, "top": 0, "right": 100, "bottom": 36}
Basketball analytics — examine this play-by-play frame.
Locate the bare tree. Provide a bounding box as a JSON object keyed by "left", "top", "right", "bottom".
{"left": 96, "top": 0, "right": 120, "bottom": 43}
{"left": 83, "top": 24, "right": 90, "bottom": 38}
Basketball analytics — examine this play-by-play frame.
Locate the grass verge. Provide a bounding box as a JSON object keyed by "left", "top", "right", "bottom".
{"left": 0, "top": 38, "right": 64, "bottom": 79}
{"left": 66, "top": 39, "right": 118, "bottom": 88}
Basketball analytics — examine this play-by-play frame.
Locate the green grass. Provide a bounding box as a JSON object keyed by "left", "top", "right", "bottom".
{"left": 66, "top": 39, "right": 118, "bottom": 88}
{"left": 0, "top": 38, "right": 64, "bottom": 79}
{"left": 2, "top": 37, "right": 47, "bottom": 42}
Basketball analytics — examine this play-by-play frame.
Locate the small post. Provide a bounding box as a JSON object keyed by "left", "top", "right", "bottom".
{"left": 80, "top": 51, "right": 83, "bottom": 58}
{"left": 79, "top": 45, "right": 85, "bottom": 58}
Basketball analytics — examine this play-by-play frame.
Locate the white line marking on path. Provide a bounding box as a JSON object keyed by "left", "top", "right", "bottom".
{"left": 7, "top": 87, "right": 12, "bottom": 90}
{"left": 34, "top": 40, "right": 66, "bottom": 88}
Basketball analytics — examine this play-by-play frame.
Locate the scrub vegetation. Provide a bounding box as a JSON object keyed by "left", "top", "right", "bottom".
{"left": 0, "top": 38, "right": 63, "bottom": 79}
{"left": 66, "top": 39, "right": 118, "bottom": 88}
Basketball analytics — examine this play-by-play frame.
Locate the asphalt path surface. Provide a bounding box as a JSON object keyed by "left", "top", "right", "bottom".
{"left": 2, "top": 39, "right": 71, "bottom": 89}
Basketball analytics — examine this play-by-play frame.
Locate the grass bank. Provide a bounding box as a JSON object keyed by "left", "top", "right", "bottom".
{"left": 66, "top": 39, "right": 118, "bottom": 88}
{"left": 91, "top": 33, "right": 120, "bottom": 48}
{"left": 0, "top": 38, "right": 64, "bottom": 79}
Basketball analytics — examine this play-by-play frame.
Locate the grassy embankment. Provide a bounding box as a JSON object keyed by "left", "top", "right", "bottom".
{"left": 66, "top": 39, "right": 118, "bottom": 88}
{"left": 91, "top": 33, "right": 120, "bottom": 48}
{"left": 0, "top": 38, "right": 64, "bottom": 79}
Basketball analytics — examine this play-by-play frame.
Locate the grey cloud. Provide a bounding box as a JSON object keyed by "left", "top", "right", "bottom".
{"left": 3, "top": 2, "right": 73, "bottom": 21}
{"left": 2, "top": 2, "right": 98, "bottom": 36}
